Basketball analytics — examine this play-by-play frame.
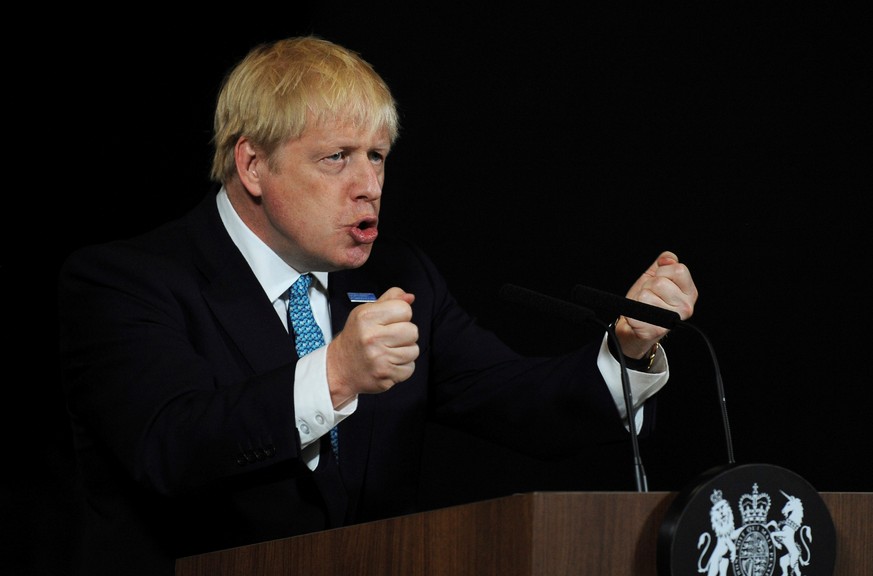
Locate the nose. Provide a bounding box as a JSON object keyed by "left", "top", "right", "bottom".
{"left": 351, "top": 157, "right": 382, "bottom": 201}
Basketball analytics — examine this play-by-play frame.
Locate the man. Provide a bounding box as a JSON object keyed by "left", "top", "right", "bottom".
{"left": 58, "top": 36, "right": 697, "bottom": 575}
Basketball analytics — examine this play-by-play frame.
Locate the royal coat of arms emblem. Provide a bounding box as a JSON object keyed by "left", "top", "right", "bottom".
{"left": 658, "top": 463, "right": 835, "bottom": 576}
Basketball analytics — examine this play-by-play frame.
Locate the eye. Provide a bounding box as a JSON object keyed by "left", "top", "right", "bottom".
{"left": 368, "top": 150, "right": 386, "bottom": 164}
{"left": 325, "top": 151, "right": 345, "bottom": 162}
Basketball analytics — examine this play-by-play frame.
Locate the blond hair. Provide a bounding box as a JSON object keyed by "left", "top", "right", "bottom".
{"left": 211, "top": 36, "right": 400, "bottom": 183}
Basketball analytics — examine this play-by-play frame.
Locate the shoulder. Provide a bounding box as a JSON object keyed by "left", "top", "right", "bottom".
{"left": 59, "top": 190, "right": 233, "bottom": 290}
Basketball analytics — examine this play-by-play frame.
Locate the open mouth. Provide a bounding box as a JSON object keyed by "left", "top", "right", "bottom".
{"left": 350, "top": 217, "right": 379, "bottom": 243}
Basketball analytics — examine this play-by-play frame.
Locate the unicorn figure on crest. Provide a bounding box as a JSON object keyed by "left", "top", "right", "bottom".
{"left": 766, "top": 491, "right": 812, "bottom": 576}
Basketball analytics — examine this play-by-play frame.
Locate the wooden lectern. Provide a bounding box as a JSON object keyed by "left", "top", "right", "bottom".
{"left": 176, "top": 491, "right": 870, "bottom": 576}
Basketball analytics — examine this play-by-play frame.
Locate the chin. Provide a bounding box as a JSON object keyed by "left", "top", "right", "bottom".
{"left": 338, "top": 246, "right": 373, "bottom": 269}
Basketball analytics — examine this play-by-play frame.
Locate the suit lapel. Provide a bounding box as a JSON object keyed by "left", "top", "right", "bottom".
{"left": 327, "top": 271, "right": 381, "bottom": 335}
{"left": 187, "top": 193, "right": 391, "bottom": 520}
{"left": 187, "top": 193, "right": 293, "bottom": 374}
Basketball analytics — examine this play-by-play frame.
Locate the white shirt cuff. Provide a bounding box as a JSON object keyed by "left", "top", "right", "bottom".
{"left": 293, "top": 346, "right": 358, "bottom": 450}
{"left": 596, "top": 333, "right": 669, "bottom": 431}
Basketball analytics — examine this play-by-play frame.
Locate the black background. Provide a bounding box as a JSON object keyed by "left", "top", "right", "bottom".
{"left": 5, "top": 4, "right": 870, "bottom": 574}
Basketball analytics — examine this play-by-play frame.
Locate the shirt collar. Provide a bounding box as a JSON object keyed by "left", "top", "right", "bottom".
{"left": 216, "top": 186, "right": 329, "bottom": 303}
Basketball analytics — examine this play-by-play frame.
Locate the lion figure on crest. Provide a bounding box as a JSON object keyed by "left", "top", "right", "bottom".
{"left": 698, "top": 490, "right": 743, "bottom": 576}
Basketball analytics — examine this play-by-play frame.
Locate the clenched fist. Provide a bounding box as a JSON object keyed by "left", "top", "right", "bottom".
{"left": 615, "top": 251, "right": 698, "bottom": 359}
{"left": 326, "top": 287, "right": 420, "bottom": 408}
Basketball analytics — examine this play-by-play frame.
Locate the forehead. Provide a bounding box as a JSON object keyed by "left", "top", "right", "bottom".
{"left": 300, "top": 114, "right": 392, "bottom": 149}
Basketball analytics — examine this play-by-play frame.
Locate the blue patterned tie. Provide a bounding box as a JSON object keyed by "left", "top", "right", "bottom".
{"left": 289, "top": 273, "right": 339, "bottom": 460}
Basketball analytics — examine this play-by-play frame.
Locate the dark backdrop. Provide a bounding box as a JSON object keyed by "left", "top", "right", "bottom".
{"left": 6, "top": 4, "right": 869, "bottom": 574}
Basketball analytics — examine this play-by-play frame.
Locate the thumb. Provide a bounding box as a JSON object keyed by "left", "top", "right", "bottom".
{"left": 379, "top": 286, "right": 415, "bottom": 305}
{"left": 655, "top": 250, "right": 678, "bottom": 268}
{"left": 628, "top": 251, "right": 677, "bottom": 296}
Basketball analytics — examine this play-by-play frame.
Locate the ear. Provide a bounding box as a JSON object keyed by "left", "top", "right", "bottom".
{"left": 235, "top": 137, "right": 264, "bottom": 195}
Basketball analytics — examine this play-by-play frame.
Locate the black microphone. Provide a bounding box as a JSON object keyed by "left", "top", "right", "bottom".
{"left": 499, "top": 283, "right": 649, "bottom": 492}
{"left": 572, "top": 284, "right": 735, "bottom": 465}
{"left": 572, "top": 284, "right": 682, "bottom": 328}
{"left": 498, "top": 283, "right": 596, "bottom": 326}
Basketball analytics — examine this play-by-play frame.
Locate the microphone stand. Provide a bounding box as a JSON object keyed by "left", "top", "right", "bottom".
{"left": 572, "top": 284, "right": 735, "bottom": 464}
{"left": 676, "top": 321, "right": 735, "bottom": 464}
{"left": 606, "top": 320, "right": 648, "bottom": 492}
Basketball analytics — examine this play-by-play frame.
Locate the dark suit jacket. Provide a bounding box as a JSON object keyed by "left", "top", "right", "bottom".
{"left": 58, "top": 190, "right": 652, "bottom": 575}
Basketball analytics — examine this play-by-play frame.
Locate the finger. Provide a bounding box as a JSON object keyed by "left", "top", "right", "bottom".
{"left": 652, "top": 261, "right": 697, "bottom": 300}
{"left": 371, "top": 345, "right": 418, "bottom": 388}
{"left": 379, "top": 287, "right": 415, "bottom": 305}
{"left": 378, "top": 322, "right": 419, "bottom": 350}
{"left": 391, "top": 360, "right": 416, "bottom": 384}
{"left": 356, "top": 297, "right": 413, "bottom": 327}
{"left": 386, "top": 343, "right": 420, "bottom": 367}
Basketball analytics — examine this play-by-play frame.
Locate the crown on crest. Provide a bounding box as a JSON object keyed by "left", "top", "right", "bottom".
{"left": 739, "top": 483, "right": 771, "bottom": 525}
{"left": 710, "top": 489, "right": 724, "bottom": 504}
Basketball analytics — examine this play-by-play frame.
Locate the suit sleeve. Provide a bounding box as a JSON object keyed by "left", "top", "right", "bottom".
{"left": 378, "top": 241, "right": 650, "bottom": 459}
{"left": 59, "top": 239, "right": 304, "bottom": 496}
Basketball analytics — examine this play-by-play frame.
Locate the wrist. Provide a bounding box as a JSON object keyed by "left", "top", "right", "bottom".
{"left": 607, "top": 320, "right": 660, "bottom": 372}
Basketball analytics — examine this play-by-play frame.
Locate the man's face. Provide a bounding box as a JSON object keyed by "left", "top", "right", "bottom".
{"left": 257, "top": 118, "right": 391, "bottom": 272}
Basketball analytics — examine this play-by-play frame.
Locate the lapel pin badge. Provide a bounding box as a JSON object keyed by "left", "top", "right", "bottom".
{"left": 347, "top": 292, "right": 377, "bottom": 303}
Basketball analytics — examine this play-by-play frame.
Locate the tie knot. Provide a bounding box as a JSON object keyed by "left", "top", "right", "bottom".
{"left": 291, "top": 273, "right": 312, "bottom": 298}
